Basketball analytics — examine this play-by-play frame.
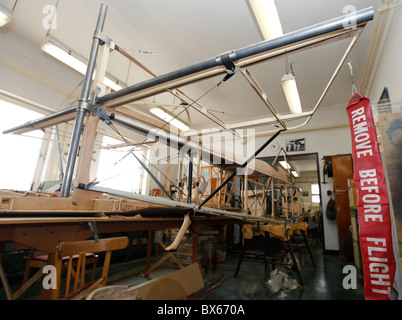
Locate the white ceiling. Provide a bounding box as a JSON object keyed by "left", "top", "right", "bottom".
{"left": 0, "top": 0, "right": 379, "bottom": 132}
{"left": 0, "top": 0, "right": 380, "bottom": 177}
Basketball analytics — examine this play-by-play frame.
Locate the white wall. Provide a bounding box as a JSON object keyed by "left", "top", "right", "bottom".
{"left": 368, "top": 6, "right": 402, "bottom": 104}
{"left": 365, "top": 5, "right": 402, "bottom": 294}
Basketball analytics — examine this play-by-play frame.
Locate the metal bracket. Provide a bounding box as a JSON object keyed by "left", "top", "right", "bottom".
{"left": 94, "top": 106, "right": 115, "bottom": 123}
{"left": 88, "top": 87, "right": 102, "bottom": 111}
{"left": 93, "top": 30, "right": 112, "bottom": 46}
{"left": 89, "top": 87, "right": 115, "bottom": 122}
{"left": 217, "top": 50, "right": 237, "bottom": 74}
{"left": 77, "top": 88, "right": 99, "bottom": 114}
{"left": 76, "top": 100, "right": 92, "bottom": 113}
{"left": 88, "top": 221, "right": 99, "bottom": 242}
{"left": 77, "top": 182, "right": 97, "bottom": 190}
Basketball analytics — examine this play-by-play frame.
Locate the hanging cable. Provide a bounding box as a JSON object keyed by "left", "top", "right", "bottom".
{"left": 114, "top": 45, "right": 240, "bottom": 139}
{"left": 102, "top": 72, "right": 236, "bottom": 177}
{"left": 165, "top": 84, "right": 242, "bottom": 139}
{"left": 11, "top": 0, "right": 19, "bottom": 13}
{"left": 94, "top": 120, "right": 185, "bottom": 198}
{"left": 347, "top": 57, "right": 358, "bottom": 96}
{"left": 105, "top": 121, "right": 175, "bottom": 200}
{"left": 88, "top": 72, "right": 236, "bottom": 200}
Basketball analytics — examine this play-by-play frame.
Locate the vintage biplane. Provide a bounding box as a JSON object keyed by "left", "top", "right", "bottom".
{"left": 0, "top": 3, "right": 373, "bottom": 299}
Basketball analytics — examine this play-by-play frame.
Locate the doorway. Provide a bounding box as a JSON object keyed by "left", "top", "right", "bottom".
{"left": 258, "top": 153, "right": 324, "bottom": 249}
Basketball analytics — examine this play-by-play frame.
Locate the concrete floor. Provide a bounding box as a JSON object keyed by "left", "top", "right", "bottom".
{"left": 103, "top": 238, "right": 364, "bottom": 300}
{"left": 199, "top": 241, "right": 364, "bottom": 300}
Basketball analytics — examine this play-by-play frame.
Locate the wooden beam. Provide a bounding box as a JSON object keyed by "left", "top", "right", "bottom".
{"left": 72, "top": 115, "right": 100, "bottom": 204}
{"left": 0, "top": 262, "right": 13, "bottom": 300}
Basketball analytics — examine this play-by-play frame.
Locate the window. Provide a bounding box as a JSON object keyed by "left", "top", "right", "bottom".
{"left": 311, "top": 183, "right": 320, "bottom": 203}
{"left": 96, "top": 136, "right": 148, "bottom": 194}
{"left": 0, "top": 100, "right": 44, "bottom": 190}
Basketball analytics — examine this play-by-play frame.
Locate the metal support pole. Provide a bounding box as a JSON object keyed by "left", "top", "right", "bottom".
{"left": 60, "top": 4, "right": 108, "bottom": 197}
{"left": 60, "top": 108, "right": 86, "bottom": 197}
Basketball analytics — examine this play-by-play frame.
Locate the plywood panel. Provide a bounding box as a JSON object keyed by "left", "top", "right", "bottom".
{"left": 378, "top": 112, "right": 402, "bottom": 260}
{"left": 87, "top": 263, "right": 204, "bottom": 300}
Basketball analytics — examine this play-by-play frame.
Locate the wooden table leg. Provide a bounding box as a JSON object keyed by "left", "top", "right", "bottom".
{"left": 144, "top": 234, "right": 184, "bottom": 277}
{"left": 286, "top": 241, "right": 304, "bottom": 287}
{"left": 192, "top": 233, "right": 199, "bottom": 264}
{"left": 39, "top": 253, "right": 62, "bottom": 300}
{"left": 190, "top": 223, "right": 204, "bottom": 265}
{"left": 234, "top": 239, "right": 246, "bottom": 278}
{"left": 302, "top": 230, "right": 316, "bottom": 268}
{"left": 0, "top": 242, "right": 13, "bottom": 300}
{"left": 0, "top": 242, "right": 6, "bottom": 262}
{"left": 144, "top": 230, "right": 155, "bottom": 275}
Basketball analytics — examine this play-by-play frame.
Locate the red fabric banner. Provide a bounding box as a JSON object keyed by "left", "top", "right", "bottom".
{"left": 347, "top": 94, "right": 395, "bottom": 300}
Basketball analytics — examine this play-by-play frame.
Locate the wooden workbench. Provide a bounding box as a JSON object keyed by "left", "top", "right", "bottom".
{"left": 0, "top": 214, "right": 236, "bottom": 299}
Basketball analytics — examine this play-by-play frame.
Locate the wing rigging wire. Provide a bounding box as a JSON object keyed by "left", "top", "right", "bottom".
{"left": 90, "top": 72, "right": 236, "bottom": 196}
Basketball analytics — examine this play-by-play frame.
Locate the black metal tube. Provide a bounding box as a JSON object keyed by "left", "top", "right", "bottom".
{"left": 187, "top": 149, "right": 193, "bottom": 204}
{"left": 234, "top": 7, "right": 374, "bottom": 61}
{"left": 198, "top": 129, "right": 285, "bottom": 209}
{"left": 96, "top": 57, "right": 218, "bottom": 105}
{"left": 60, "top": 108, "right": 86, "bottom": 197}
{"left": 96, "top": 7, "right": 373, "bottom": 107}
{"left": 129, "top": 150, "right": 174, "bottom": 201}
{"left": 2, "top": 106, "right": 77, "bottom": 135}
{"left": 60, "top": 3, "right": 108, "bottom": 197}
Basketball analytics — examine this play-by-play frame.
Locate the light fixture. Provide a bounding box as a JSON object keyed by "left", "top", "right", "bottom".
{"left": 248, "top": 0, "right": 302, "bottom": 114}
{"left": 150, "top": 107, "right": 190, "bottom": 131}
{"left": 291, "top": 170, "right": 299, "bottom": 177}
{"left": 279, "top": 160, "right": 291, "bottom": 169}
{"left": 281, "top": 57, "right": 302, "bottom": 114}
{"left": 0, "top": 3, "right": 13, "bottom": 27}
{"left": 248, "top": 0, "right": 284, "bottom": 41}
{"left": 281, "top": 72, "right": 302, "bottom": 114}
{"left": 41, "top": 36, "right": 124, "bottom": 91}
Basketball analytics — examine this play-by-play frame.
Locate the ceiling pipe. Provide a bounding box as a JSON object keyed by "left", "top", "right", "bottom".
{"left": 96, "top": 7, "right": 374, "bottom": 108}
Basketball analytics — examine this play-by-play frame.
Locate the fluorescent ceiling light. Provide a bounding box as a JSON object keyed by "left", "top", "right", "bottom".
{"left": 248, "top": 0, "right": 284, "bottom": 40}
{"left": 249, "top": 0, "right": 302, "bottom": 114}
{"left": 102, "top": 77, "right": 124, "bottom": 92}
{"left": 291, "top": 170, "right": 299, "bottom": 177}
{"left": 42, "top": 40, "right": 87, "bottom": 74}
{"left": 279, "top": 160, "right": 291, "bottom": 169}
{"left": 0, "top": 4, "right": 12, "bottom": 27}
{"left": 150, "top": 107, "right": 190, "bottom": 131}
{"left": 41, "top": 37, "right": 124, "bottom": 91}
{"left": 281, "top": 72, "right": 302, "bottom": 114}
